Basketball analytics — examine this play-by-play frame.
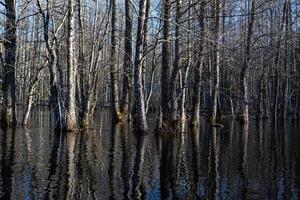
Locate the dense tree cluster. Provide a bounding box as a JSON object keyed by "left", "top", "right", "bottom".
{"left": 0, "top": 0, "right": 299, "bottom": 132}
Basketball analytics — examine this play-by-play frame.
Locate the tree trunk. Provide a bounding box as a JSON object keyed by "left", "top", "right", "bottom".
{"left": 191, "top": 0, "right": 205, "bottom": 126}
{"left": 256, "top": 74, "right": 263, "bottom": 119}
{"left": 283, "top": 0, "right": 292, "bottom": 119}
{"left": 180, "top": 0, "right": 193, "bottom": 122}
{"left": 160, "top": 0, "right": 171, "bottom": 128}
{"left": 77, "top": 0, "right": 85, "bottom": 122}
{"left": 133, "top": 0, "right": 148, "bottom": 133}
{"left": 169, "top": 0, "right": 182, "bottom": 122}
{"left": 1, "top": 0, "right": 18, "bottom": 128}
{"left": 110, "top": 0, "right": 122, "bottom": 122}
{"left": 142, "top": 0, "right": 150, "bottom": 95}
{"left": 22, "top": 68, "right": 44, "bottom": 126}
{"left": 22, "top": 93, "right": 34, "bottom": 127}
{"left": 210, "top": 0, "right": 221, "bottom": 124}
{"left": 239, "top": 0, "right": 256, "bottom": 123}
{"left": 145, "top": 60, "right": 155, "bottom": 114}
{"left": 65, "top": 0, "right": 78, "bottom": 131}
{"left": 120, "top": 0, "right": 133, "bottom": 115}
{"left": 36, "top": 0, "right": 65, "bottom": 130}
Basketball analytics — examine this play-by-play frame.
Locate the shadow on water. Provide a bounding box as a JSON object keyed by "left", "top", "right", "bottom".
{"left": 0, "top": 109, "right": 300, "bottom": 199}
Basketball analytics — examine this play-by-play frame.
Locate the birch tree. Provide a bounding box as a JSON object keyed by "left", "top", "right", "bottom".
{"left": 65, "top": 0, "right": 78, "bottom": 131}
{"left": 134, "top": 0, "right": 148, "bottom": 133}
{"left": 110, "top": 0, "right": 122, "bottom": 122}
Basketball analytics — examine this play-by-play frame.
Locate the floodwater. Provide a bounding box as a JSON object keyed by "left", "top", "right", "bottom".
{"left": 0, "top": 110, "right": 300, "bottom": 200}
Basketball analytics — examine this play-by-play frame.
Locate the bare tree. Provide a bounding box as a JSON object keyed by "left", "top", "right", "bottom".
{"left": 169, "top": 0, "right": 182, "bottom": 123}
{"left": 22, "top": 66, "right": 45, "bottom": 126}
{"left": 133, "top": 0, "right": 148, "bottom": 133}
{"left": 209, "top": 0, "right": 221, "bottom": 124}
{"left": 191, "top": 0, "right": 206, "bottom": 126}
{"left": 110, "top": 0, "right": 122, "bottom": 122}
{"left": 65, "top": 0, "right": 78, "bottom": 131}
{"left": 160, "top": 0, "right": 172, "bottom": 129}
{"left": 239, "top": 0, "right": 256, "bottom": 123}
{"left": 120, "top": 0, "right": 133, "bottom": 116}
{"left": 0, "top": 0, "right": 299, "bottom": 132}
{"left": 1, "top": 0, "right": 17, "bottom": 128}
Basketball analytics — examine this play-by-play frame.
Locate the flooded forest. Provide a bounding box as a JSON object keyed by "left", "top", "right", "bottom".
{"left": 0, "top": 0, "right": 300, "bottom": 199}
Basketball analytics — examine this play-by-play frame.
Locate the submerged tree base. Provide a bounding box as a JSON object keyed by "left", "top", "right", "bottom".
{"left": 236, "top": 115, "right": 249, "bottom": 124}
{"left": 155, "top": 119, "right": 180, "bottom": 135}
{"left": 134, "top": 128, "right": 148, "bottom": 135}
{"left": 112, "top": 111, "right": 126, "bottom": 123}
{"left": 0, "top": 114, "right": 18, "bottom": 129}
{"left": 80, "top": 118, "right": 91, "bottom": 130}
{"left": 190, "top": 119, "right": 200, "bottom": 128}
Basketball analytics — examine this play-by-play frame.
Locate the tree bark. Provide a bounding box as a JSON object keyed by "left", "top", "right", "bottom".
{"left": 210, "top": 0, "right": 221, "bottom": 124}
{"left": 22, "top": 67, "right": 44, "bottom": 126}
{"left": 77, "top": 0, "right": 85, "bottom": 122}
{"left": 141, "top": 0, "right": 151, "bottom": 94}
{"left": 120, "top": 0, "right": 133, "bottom": 116}
{"left": 110, "top": 0, "right": 122, "bottom": 122}
{"left": 36, "top": 0, "right": 66, "bottom": 130}
{"left": 239, "top": 0, "right": 256, "bottom": 123}
{"left": 179, "top": 0, "right": 193, "bottom": 122}
{"left": 1, "top": 0, "right": 18, "bottom": 128}
{"left": 191, "top": 0, "right": 206, "bottom": 126}
{"left": 133, "top": 0, "right": 148, "bottom": 133}
{"left": 169, "top": 0, "right": 182, "bottom": 122}
{"left": 145, "top": 52, "right": 156, "bottom": 114}
{"left": 160, "top": 0, "right": 172, "bottom": 128}
{"left": 65, "top": 0, "right": 78, "bottom": 131}
{"left": 282, "top": 0, "right": 292, "bottom": 119}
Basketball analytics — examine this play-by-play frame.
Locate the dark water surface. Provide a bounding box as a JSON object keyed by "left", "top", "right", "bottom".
{"left": 0, "top": 110, "right": 300, "bottom": 199}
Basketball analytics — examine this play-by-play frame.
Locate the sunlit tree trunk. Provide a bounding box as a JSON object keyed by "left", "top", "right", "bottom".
{"left": 134, "top": 0, "right": 148, "bottom": 133}
{"left": 179, "top": 0, "right": 193, "bottom": 122}
{"left": 110, "top": 0, "right": 122, "bottom": 122}
{"left": 78, "top": 1, "right": 108, "bottom": 128}
{"left": 1, "top": 0, "right": 18, "bottom": 128}
{"left": 20, "top": 6, "right": 43, "bottom": 127}
{"left": 145, "top": 64, "right": 155, "bottom": 114}
{"left": 22, "top": 68, "right": 44, "bottom": 126}
{"left": 142, "top": 0, "right": 150, "bottom": 93}
{"left": 36, "top": 0, "right": 66, "bottom": 129}
{"left": 65, "top": 0, "right": 78, "bottom": 131}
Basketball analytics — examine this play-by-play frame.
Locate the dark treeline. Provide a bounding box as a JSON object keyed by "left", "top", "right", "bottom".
{"left": 0, "top": 0, "right": 300, "bottom": 132}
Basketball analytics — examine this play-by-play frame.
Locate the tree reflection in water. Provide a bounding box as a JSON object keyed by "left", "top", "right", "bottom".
{"left": 0, "top": 110, "right": 299, "bottom": 199}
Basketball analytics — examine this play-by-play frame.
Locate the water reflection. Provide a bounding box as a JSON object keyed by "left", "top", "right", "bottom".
{"left": 0, "top": 110, "right": 299, "bottom": 199}
{"left": 0, "top": 129, "right": 15, "bottom": 199}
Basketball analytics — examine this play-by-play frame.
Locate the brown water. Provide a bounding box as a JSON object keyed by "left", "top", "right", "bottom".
{"left": 0, "top": 109, "right": 300, "bottom": 199}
